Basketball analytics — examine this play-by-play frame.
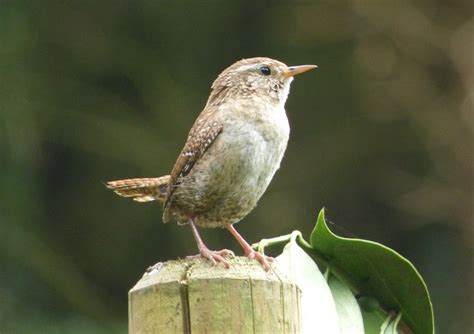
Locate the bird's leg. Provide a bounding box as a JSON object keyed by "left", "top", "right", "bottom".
{"left": 187, "top": 218, "right": 234, "bottom": 268}
{"left": 226, "top": 224, "right": 273, "bottom": 271}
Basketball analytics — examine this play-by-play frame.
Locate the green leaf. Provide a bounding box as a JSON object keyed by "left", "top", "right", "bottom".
{"left": 309, "top": 209, "right": 434, "bottom": 334}
{"left": 274, "top": 234, "right": 339, "bottom": 333}
{"left": 327, "top": 273, "right": 364, "bottom": 334}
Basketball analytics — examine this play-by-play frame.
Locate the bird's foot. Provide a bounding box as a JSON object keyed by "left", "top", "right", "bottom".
{"left": 245, "top": 250, "right": 274, "bottom": 271}
{"left": 187, "top": 248, "right": 234, "bottom": 268}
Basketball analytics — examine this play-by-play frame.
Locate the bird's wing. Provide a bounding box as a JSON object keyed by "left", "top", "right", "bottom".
{"left": 164, "top": 114, "right": 223, "bottom": 211}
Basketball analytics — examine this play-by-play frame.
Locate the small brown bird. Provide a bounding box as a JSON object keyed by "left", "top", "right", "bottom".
{"left": 106, "top": 57, "right": 316, "bottom": 270}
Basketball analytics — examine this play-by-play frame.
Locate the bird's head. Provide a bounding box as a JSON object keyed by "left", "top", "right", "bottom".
{"left": 207, "top": 57, "right": 317, "bottom": 106}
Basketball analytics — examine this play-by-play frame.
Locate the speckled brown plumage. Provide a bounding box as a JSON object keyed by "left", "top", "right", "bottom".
{"left": 106, "top": 176, "right": 169, "bottom": 202}
{"left": 163, "top": 115, "right": 222, "bottom": 223}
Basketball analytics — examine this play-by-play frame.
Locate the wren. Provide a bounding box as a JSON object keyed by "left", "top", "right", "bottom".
{"left": 106, "top": 57, "right": 316, "bottom": 270}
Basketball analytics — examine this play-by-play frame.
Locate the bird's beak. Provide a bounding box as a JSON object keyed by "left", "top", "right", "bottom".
{"left": 283, "top": 65, "right": 318, "bottom": 78}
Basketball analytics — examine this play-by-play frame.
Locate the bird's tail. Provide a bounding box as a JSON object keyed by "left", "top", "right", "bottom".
{"left": 105, "top": 176, "right": 170, "bottom": 203}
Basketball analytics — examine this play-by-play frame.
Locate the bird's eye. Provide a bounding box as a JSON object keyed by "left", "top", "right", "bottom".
{"left": 259, "top": 66, "right": 271, "bottom": 76}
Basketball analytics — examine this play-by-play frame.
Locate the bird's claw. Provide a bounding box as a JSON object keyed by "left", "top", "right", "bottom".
{"left": 187, "top": 248, "right": 234, "bottom": 268}
{"left": 245, "top": 250, "right": 273, "bottom": 271}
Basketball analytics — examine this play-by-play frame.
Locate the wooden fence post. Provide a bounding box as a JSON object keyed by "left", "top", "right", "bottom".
{"left": 129, "top": 257, "right": 301, "bottom": 333}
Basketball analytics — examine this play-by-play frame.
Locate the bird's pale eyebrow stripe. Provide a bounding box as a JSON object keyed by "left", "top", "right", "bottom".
{"left": 237, "top": 64, "right": 260, "bottom": 72}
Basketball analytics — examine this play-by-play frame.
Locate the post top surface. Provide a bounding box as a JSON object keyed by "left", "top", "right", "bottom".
{"left": 130, "top": 256, "right": 294, "bottom": 293}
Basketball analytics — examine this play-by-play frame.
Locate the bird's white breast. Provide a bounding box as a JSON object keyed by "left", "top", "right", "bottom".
{"left": 202, "top": 101, "right": 290, "bottom": 223}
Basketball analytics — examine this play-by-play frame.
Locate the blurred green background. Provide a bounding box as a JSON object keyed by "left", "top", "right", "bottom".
{"left": 1, "top": 0, "right": 472, "bottom": 333}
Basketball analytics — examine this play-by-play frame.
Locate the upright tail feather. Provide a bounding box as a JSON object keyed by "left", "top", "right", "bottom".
{"left": 105, "top": 176, "right": 170, "bottom": 203}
